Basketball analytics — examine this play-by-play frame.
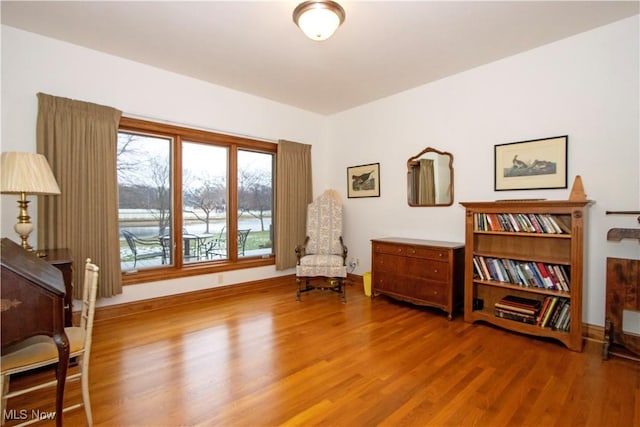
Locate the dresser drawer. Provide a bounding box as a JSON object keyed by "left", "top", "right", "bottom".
{"left": 413, "top": 280, "right": 448, "bottom": 306}
{"left": 373, "top": 253, "right": 407, "bottom": 273}
{"left": 374, "top": 241, "right": 449, "bottom": 261}
{"left": 406, "top": 246, "right": 449, "bottom": 261}
{"left": 373, "top": 271, "right": 415, "bottom": 295}
{"left": 405, "top": 259, "right": 448, "bottom": 281}
{"left": 373, "top": 242, "right": 406, "bottom": 256}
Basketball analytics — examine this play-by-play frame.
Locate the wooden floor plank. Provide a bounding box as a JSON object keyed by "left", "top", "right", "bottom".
{"left": 3, "top": 281, "right": 639, "bottom": 426}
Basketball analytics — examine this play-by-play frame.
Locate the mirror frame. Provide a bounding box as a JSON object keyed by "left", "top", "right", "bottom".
{"left": 407, "top": 147, "right": 454, "bottom": 207}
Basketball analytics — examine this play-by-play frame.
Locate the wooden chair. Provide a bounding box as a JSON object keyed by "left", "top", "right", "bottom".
{"left": 1, "top": 259, "right": 100, "bottom": 426}
{"left": 295, "top": 190, "right": 348, "bottom": 302}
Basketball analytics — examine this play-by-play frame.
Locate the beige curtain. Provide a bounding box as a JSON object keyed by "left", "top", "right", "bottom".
{"left": 275, "top": 140, "right": 312, "bottom": 270}
{"left": 36, "top": 93, "right": 123, "bottom": 298}
{"left": 418, "top": 158, "right": 436, "bottom": 205}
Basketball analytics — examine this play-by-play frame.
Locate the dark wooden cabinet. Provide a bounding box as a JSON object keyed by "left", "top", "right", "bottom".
{"left": 371, "top": 237, "right": 465, "bottom": 319}
{"left": 41, "top": 248, "right": 74, "bottom": 327}
{"left": 1, "top": 238, "right": 69, "bottom": 426}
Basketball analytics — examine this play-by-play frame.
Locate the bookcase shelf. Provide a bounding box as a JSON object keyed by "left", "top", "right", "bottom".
{"left": 460, "top": 200, "right": 591, "bottom": 352}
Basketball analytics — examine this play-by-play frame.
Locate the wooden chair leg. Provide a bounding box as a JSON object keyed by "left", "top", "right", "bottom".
{"left": 1, "top": 374, "right": 8, "bottom": 425}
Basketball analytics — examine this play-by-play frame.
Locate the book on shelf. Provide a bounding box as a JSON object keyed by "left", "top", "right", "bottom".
{"left": 485, "top": 213, "right": 499, "bottom": 231}
{"left": 501, "top": 213, "right": 518, "bottom": 232}
{"left": 551, "top": 265, "right": 570, "bottom": 291}
{"left": 551, "top": 215, "right": 572, "bottom": 234}
{"left": 494, "top": 308, "right": 537, "bottom": 325}
{"left": 545, "top": 214, "right": 564, "bottom": 234}
{"left": 492, "top": 258, "right": 509, "bottom": 282}
{"left": 478, "top": 256, "right": 492, "bottom": 281}
{"left": 527, "top": 213, "right": 544, "bottom": 233}
{"left": 503, "top": 259, "right": 522, "bottom": 285}
{"left": 536, "top": 262, "right": 555, "bottom": 289}
{"left": 519, "top": 214, "right": 535, "bottom": 232}
{"left": 543, "top": 263, "right": 562, "bottom": 291}
{"left": 540, "top": 297, "right": 559, "bottom": 327}
{"left": 550, "top": 300, "right": 569, "bottom": 329}
{"left": 536, "top": 297, "right": 553, "bottom": 326}
{"left": 536, "top": 214, "right": 553, "bottom": 233}
{"left": 539, "top": 296, "right": 571, "bottom": 328}
{"left": 472, "top": 256, "right": 485, "bottom": 280}
{"left": 495, "top": 295, "right": 542, "bottom": 315}
{"left": 522, "top": 262, "right": 544, "bottom": 288}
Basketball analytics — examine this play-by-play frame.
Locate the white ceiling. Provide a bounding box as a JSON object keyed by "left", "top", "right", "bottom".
{"left": 2, "top": 1, "right": 638, "bottom": 115}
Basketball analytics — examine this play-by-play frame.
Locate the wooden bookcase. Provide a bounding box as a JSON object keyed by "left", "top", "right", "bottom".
{"left": 460, "top": 200, "right": 591, "bottom": 352}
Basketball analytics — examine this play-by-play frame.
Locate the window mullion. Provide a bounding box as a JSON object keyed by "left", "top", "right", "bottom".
{"left": 174, "top": 134, "right": 184, "bottom": 266}
{"left": 228, "top": 144, "right": 238, "bottom": 260}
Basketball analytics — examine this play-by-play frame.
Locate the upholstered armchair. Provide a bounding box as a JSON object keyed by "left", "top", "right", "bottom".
{"left": 295, "top": 190, "right": 348, "bottom": 302}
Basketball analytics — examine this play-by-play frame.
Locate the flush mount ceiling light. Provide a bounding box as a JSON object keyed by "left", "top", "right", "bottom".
{"left": 293, "top": 0, "right": 346, "bottom": 41}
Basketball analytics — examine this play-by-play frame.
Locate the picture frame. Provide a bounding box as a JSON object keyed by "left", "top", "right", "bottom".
{"left": 494, "top": 136, "right": 568, "bottom": 191}
{"left": 347, "top": 162, "right": 380, "bottom": 198}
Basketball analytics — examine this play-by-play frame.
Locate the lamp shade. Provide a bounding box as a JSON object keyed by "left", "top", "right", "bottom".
{"left": 1, "top": 152, "right": 61, "bottom": 195}
{"left": 293, "top": 1, "right": 345, "bottom": 41}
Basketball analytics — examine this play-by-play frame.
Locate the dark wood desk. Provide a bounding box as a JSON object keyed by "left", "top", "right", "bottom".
{"left": 41, "top": 248, "right": 74, "bottom": 327}
{"left": 1, "top": 238, "right": 69, "bottom": 427}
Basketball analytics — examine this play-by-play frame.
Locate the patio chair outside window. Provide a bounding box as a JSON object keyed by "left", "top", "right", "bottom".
{"left": 203, "top": 228, "right": 251, "bottom": 258}
{"left": 122, "top": 231, "right": 165, "bottom": 267}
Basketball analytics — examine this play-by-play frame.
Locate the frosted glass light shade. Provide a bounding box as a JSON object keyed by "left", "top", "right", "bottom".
{"left": 293, "top": 1, "right": 346, "bottom": 41}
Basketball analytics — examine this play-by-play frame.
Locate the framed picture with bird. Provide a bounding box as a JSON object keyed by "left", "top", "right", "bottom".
{"left": 347, "top": 162, "right": 380, "bottom": 198}
{"left": 494, "top": 136, "right": 568, "bottom": 191}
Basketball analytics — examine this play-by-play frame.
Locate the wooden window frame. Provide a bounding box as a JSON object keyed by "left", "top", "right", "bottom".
{"left": 119, "top": 117, "right": 276, "bottom": 285}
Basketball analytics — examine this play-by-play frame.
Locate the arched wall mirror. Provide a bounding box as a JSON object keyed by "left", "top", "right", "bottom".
{"left": 407, "top": 147, "right": 454, "bottom": 206}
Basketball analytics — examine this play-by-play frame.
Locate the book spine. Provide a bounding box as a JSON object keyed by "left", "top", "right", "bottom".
{"left": 541, "top": 297, "right": 559, "bottom": 327}
{"left": 495, "top": 309, "right": 537, "bottom": 325}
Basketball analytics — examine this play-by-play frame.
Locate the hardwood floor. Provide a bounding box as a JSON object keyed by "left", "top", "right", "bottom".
{"left": 4, "top": 279, "right": 639, "bottom": 426}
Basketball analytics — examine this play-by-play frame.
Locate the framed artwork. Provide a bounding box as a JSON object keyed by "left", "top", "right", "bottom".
{"left": 347, "top": 162, "right": 380, "bottom": 198}
{"left": 494, "top": 136, "right": 568, "bottom": 191}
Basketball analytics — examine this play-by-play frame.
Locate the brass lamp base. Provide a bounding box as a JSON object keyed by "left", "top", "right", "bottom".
{"left": 14, "top": 191, "right": 35, "bottom": 252}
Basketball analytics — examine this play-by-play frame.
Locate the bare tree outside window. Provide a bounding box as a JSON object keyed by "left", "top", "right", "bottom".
{"left": 117, "top": 132, "right": 172, "bottom": 270}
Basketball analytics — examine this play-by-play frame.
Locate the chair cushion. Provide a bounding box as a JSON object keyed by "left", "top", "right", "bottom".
{"left": 1, "top": 327, "right": 86, "bottom": 372}
{"left": 296, "top": 254, "right": 347, "bottom": 278}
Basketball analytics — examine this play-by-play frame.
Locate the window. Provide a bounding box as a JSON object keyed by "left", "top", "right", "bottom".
{"left": 117, "top": 117, "right": 276, "bottom": 284}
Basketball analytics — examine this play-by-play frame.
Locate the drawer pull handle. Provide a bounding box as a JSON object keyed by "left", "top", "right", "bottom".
{"left": 438, "top": 253, "right": 444, "bottom": 257}
{"left": 433, "top": 269, "right": 438, "bottom": 273}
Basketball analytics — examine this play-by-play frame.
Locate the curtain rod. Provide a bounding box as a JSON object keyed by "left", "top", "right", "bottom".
{"left": 123, "top": 111, "right": 277, "bottom": 144}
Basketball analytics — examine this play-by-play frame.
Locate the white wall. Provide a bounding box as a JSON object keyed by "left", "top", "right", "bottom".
{"left": 328, "top": 16, "right": 640, "bottom": 326}
{"left": 2, "top": 16, "right": 638, "bottom": 326}
{"left": 0, "top": 25, "right": 326, "bottom": 307}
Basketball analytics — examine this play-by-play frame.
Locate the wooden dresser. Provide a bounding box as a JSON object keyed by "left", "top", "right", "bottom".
{"left": 371, "top": 237, "right": 465, "bottom": 319}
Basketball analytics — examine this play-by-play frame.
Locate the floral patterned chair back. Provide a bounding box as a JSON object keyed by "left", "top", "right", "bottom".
{"left": 295, "top": 190, "right": 348, "bottom": 302}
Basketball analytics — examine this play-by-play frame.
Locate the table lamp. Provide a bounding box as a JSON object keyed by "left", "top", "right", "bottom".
{"left": 1, "top": 152, "right": 61, "bottom": 252}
